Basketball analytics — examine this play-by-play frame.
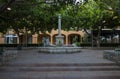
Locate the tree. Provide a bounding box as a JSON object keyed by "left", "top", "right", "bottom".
{"left": 92, "top": 0, "right": 120, "bottom": 47}
{"left": 0, "top": 0, "right": 37, "bottom": 46}
{"left": 1, "top": 0, "right": 120, "bottom": 47}
{"left": 0, "top": 0, "right": 15, "bottom": 14}
{"left": 63, "top": 0, "right": 120, "bottom": 47}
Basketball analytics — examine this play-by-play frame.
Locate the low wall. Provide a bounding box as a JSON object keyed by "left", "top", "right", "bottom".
{"left": 0, "top": 50, "right": 17, "bottom": 65}
{"left": 103, "top": 50, "right": 120, "bottom": 65}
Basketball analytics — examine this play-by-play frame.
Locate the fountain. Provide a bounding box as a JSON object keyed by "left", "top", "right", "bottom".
{"left": 38, "top": 14, "right": 81, "bottom": 54}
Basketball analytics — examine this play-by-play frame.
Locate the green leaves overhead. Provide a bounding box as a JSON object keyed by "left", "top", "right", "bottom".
{"left": 0, "top": 0, "right": 120, "bottom": 34}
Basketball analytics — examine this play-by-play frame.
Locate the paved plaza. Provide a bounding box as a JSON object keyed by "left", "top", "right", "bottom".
{"left": 0, "top": 48, "right": 120, "bottom": 79}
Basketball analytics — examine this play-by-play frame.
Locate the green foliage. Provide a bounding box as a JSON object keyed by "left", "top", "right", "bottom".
{"left": 0, "top": 0, "right": 10, "bottom": 4}
{"left": 32, "top": 2, "right": 60, "bottom": 33}
{"left": 0, "top": 0, "right": 120, "bottom": 36}
{"left": 39, "top": 42, "right": 44, "bottom": 47}
{"left": 0, "top": 44, "right": 39, "bottom": 47}
{"left": 75, "top": 42, "right": 81, "bottom": 47}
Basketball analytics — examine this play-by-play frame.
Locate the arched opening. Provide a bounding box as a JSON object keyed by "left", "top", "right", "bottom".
{"left": 5, "top": 34, "right": 18, "bottom": 44}
{"left": 68, "top": 34, "right": 81, "bottom": 44}
{"left": 52, "top": 34, "right": 66, "bottom": 44}
{"left": 27, "top": 34, "right": 32, "bottom": 44}
{"left": 38, "top": 34, "right": 51, "bottom": 44}
{"left": 18, "top": 34, "right": 32, "bottom": 45}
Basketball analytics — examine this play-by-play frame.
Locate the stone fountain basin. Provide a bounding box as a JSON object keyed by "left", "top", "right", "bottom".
{"left": 38, "top": 47, "right": 81, "bottom": 54}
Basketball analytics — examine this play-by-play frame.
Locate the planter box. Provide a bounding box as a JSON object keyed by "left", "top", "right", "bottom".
{"left": 103, "top": 50, "right": 120, "bottom": 64}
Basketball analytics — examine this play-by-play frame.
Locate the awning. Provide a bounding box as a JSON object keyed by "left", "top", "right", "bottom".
{"left": 5, "top": 34, "right": 18, "bottom": 37}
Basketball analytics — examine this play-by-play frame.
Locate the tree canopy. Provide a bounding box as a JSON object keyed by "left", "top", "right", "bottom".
{"left": 0, "top": 0, "right": 120, "bottom": 34}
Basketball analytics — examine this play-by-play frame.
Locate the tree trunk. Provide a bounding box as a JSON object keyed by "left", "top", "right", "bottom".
{"left": 96, "top": 26, "right": 102, "bottom": 47}
{"left": 91, "top": 30, "right": 94, "bottom": 47}
{"left": 96, "top": 36, "right": 100, "bottom": 47}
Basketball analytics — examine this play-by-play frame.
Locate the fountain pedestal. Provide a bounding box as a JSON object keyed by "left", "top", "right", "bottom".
{"left": 55, "top": 35, "right": 64, "bottom": 46}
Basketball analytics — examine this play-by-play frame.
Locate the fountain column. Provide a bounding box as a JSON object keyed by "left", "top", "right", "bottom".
{"left": 56, "top": 14, "right": 64, "bottom": 46}
{"left": 58, "top": 14, "right": 61, "bottom": 36}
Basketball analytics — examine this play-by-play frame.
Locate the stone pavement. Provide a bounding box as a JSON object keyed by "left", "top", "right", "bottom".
{"left": 0, "top": 48, "right": 120, "bottom": 79}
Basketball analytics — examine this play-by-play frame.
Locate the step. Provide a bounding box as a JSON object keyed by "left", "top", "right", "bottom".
{"left": 7, "top": 63, "right": 117, "bottom": 67}
{"left": 7, "top": 76, "right": 120, "bottom": 79}
{"left": 0, "top": 63, "right": 120, "bottom": 72}
{"left": 1, "top": 66, "right": 120, "bottom": 72}
{"left": 0, "top": 63, "right": 120, "bottom": 79}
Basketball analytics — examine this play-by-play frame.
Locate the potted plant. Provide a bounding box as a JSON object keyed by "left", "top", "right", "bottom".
{"left": 76, "top": 42, "right": 81, "bottom": 47}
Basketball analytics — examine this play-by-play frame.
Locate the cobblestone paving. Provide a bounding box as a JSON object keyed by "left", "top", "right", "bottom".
{"left": 0, "top": 48, "right": 120, "bottom": 79}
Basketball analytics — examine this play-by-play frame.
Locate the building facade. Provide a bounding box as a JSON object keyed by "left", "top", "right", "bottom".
{"left": 0, "top": 29, "right": 85, "bottom": 45}
{"left": 1, "top": 28, "right": 120, "bottom": 45}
